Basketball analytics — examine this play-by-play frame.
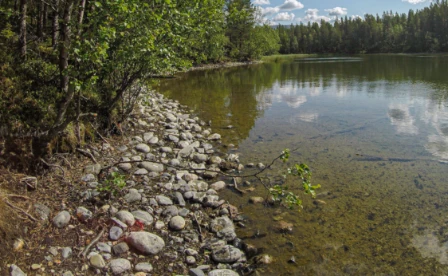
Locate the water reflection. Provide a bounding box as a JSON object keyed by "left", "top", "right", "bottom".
{"left": 388, "top": 103, "right": 419, "bottom": 135}
{"left": 157, "top": 55, "right": 448, "bottom": 274}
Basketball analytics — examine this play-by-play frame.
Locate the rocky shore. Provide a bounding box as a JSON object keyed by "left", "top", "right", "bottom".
{"left": 7, "top": 91, "right": 258, "bottom": 276}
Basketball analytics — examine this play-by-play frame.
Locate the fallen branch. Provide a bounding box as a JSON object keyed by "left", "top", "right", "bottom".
{"left": 192, "top": 213, "right": 203, "bottom": 242}
{"left": 79, "top": 227, "right": 105, "bottom": 258}
{"left": 40, "top": 158, "right": 66, "bottom": 178}
{"left": 76, "top": 148, "right": 98, "bottom": 164}
{"left": 232, "top": 177, "right": 246, "bottom": 194}
{"left": 7, "top": 194, "right": 32, "bottom": 200}
{"left": 5, "top": 200, "right": 38, "bottom": 222}
{"left": 90, "top": 123, "right": 109, "bottom": 144}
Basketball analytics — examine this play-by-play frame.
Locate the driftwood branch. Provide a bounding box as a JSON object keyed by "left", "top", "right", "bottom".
{"left": 79, "top": 227, "right": 105, "bottom": 258}
{"left": 5, "top": 200, "right": 38, "bottom": 222}
{"left": 40, "top": 158, "right": 66, "bottom": 178}
{"left": 76, "top": 148, "right": 98, "bottom": 164}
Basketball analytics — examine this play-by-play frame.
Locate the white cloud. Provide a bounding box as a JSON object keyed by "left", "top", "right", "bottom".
{"left": 298, "top": 9, "right": 332, "bottom": 23}
{"left": 325, "top": 7, "right": 347, "bottom": 16}
{"left": 253, "top": 0, "right": 270, "bottom": 5}
{"left": 351, "top": 15, "right": 363, "bottom": 20}
{"left": 273, "top": 12, "right": 295, "bottom": 21}
{"left": 278, "top": 0, "right": 304, "bottom": 11}
{"left": 402, "top": 0, "right": 430, "bottom": 4}
{"left": 260, "top": 6, "right": 280, "bottom": 16}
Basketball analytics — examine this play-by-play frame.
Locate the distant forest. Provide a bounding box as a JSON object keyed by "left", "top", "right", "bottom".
{"left": 276, "top": 0, "right": 448, "bottom": 54}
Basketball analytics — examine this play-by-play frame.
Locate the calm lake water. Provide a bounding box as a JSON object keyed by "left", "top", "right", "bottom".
{"left": 157, "top": 55, "right": 448, "bottom": 275}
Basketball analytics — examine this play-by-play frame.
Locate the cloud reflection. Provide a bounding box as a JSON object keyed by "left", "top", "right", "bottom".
{"left": 388, "top": 103, "right": 419, "bottom": 135}
{"left": 411, "top": 229, "right": 448, "bottom": 265}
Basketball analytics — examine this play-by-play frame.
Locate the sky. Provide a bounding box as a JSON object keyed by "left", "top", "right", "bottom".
{"left": 252, "top": 0, "right": 434, "bottom": 25}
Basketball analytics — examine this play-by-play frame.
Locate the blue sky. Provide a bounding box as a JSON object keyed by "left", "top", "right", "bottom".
{"left": 252, "top": 0, "right": 433, "bottom": 24}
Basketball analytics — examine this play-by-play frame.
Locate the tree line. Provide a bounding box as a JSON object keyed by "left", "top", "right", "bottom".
{"left": 0, "top": 0, "right": 279, "bottom": 160}
{"left": 277, "top": 0, "right": 448, "bottom": 54}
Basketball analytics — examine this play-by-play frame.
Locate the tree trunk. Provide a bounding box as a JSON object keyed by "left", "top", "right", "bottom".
{"left": 18, "top": 0, "right": 27, "bottom": 59}
{"left": 37, "top": 0, "right": 44, "bottom": 39}
{"left": 52, "top": 0, "right": 59, "bottom": 48}
{"left": 55, "top": 0, "right": 75, "bottom": 130}
{"left": 77, "top": 0, "right": 86, "bottom": 36}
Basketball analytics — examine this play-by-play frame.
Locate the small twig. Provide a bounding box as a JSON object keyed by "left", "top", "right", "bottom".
{"left": 90, "top": 123, "right": 109, "bottom": 144}
{"left": 76, "top": 148, "right": 98, "bottom": 164}
{"left": 79, "top": 227, "right": 105, "bottom": 258}
{"left": 5, "top": 200, "right": 38, "bottom": 222}
{"left": 40, "top": 158, "right": 66, "bottom": 178}
{"left": 7, "top": 194, "right": 32, "bottom": 200}
{"left": 232, "top": 177, "right": 246, "bottom": 194}
{"left": 192, "top": 213, "right": 203, "bottom": 242}
{"left": 55, "top": 153, "right": 72, "bottom": 169}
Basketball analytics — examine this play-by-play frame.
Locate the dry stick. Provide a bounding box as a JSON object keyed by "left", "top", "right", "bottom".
{"left": 192, "top": 213, "right": 203, "bottom": 242}
{"left": 4, "top": 200, "right": 38, "bottom": 222}
{"left": 76, "top": 148, "right": 98, "bottom": 164}
{"left": 40, "top": 158, "right": 66, "bottom": 178}
{"left": 55, "top": 154, "right": 72, "bottom": 169}
{"left": 79, "top": 227, "right": 105, "bottom": 258}
{"left": 7, "top": 194, "right": 32, "bottom": 200}
{"left": 232, "top": 177, "right": 246, "bottom": 194}
{"left": 90, "top": 123, "right": 109, "bottom": 144}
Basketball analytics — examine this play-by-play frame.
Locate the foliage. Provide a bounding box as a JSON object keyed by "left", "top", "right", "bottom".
{"left": 0, "top": 0, "right": 280, "bottom": 160}
{"left": 268, "top": 149, "right": 320, "bottom": 210}
{"left": 275, "top": 0, "right": 448, "bottom": 54}
{"left": 97, "top": 171, "right": 126, "bottom": 197}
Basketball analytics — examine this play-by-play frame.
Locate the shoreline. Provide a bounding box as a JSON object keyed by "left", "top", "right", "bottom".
{"left": 3, "top": 91, "right": 252, "bottom": 275}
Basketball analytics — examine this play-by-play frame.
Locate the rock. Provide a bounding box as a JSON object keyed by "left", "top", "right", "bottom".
{"left": 135, "top": 263, "right": 153, "bottom": 273}
{"left": 109, "top": 226, "right": 124, "bottom": 240}
{"left": 209, "top": 156, "right": 222, "bottom": 164}
{"left": 155, "top": 221, "right": 165, "bottom": 230}
{"left": 192, "top": 153, "right": 208, "bottom": 163}
{"left": 210, "top": 181, "right": 226, "bottom": 191}
{"left": 111, "top": 217, "right": 128, "bottom": 229}
{"left": 76, "top": 206, "right": 93, "bottom": 222}
{"left": 166, "top": 113, "right": 177, "bottom": 122}
{"left": 211, "top": 245, "right": 243, "bottom": 263}
{"left": 53, "top": 211, "right": 71, "bottom": 228}
{"left": 61, "top": 247, "right": 72, "bottom": 259}
{"left": 109, "top": 258, "right": 131, "bottom": 275}
{"left": 131, "top": 210, "right": 154, "bottom": 225}
{"left": 174, "top": 192, "right": 186, "bottom": 207}
{"left": 169, "top": 216, "right": 186, "bottom": 230}
{"left": 255, "top": 254, "right": 273, "bottom": 264}
{"left": 34, "top": 203, "right": 51, "bottom": 221}
{"left": 186, "top": 256, "right": 196, "bottom": 265}
{"left": 134, "top": 168, "right": 149, "bottom": 175}
{"left": 143, "top": 132, "right": 154, "bottom": 142}
{"left": 156, "top": 195, "right": 173, "bottom": 205}
{"left": 210, "top": 216, "right": 237, "bottom": 241}
{"left": 208, "top": 133, "right": 221, "bottom": 140}
{"left": 113, "top": 242, "right": 129, "bottom": 254}
{"left": 189, "top": 268, "right": 206, "bottom": 276}
{"left": 275, "top": 220, "right": 293, "bottom": 232}
{"left": 257, "top": 163, "right": 266, "bottom": 169}
{"left": 81, "top": 173, "right": 96, "bottom": 182}
{"left": 148, "top": 136, "right": 159, "bottom": 145}
{"left": 10, "top": 264, "right": 26, "bottom": 276}
{"left": 62, "top": 271, "right": 74, "bottom": 276}
{"left": 163, "top": 205, "right": 179, "bottom": 217}
{"left": 30, "top": 264, "right": 41, "bottom": 270}
{"left": 116, "top": 210, "right": 135, "bottom": 226}
{"left": 178, "top": 141, "right": 200, "bottom": 158}
{"left": 84, "top": 164, "right": 102, "bottom": 175}
{"left": 160, "top": 146, "right": 173, "bottom": 153}
{"left": 97, "top": 242, "right": 112, "bottom": 253}
{"left": 118, "top": 157, "right": 132, "bottom": 171}
{"left": 124, "top": 189, "right": 142, "bottom": 203}
{"left": 90, "top": 254, "right": 106, "bottom": 269}
{"left": 208, "top": 269, "right": 239, "bottom": 276}
{"left": 185, "top": 248, "right": 199, "bottom": 256}
{"left": 127, "top": 232, "right": 165, "bottom": 255}
{"left": 140, "top": 162, "right": 164, "bottom": 173}
{"left": 48, "top": 246, "right": 58, "bottom": 256}
{"left": 135, "top": 143, "right": 151, "bottom": 153}
{"left": 249, "top": 197, "right": 264, "bottom": 204}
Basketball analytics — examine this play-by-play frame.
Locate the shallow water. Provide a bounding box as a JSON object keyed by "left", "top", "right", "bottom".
{"left": 157, "top": 55, "right": 448, "bottom": 275}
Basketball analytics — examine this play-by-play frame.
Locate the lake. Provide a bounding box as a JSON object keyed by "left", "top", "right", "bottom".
{"left": 157, "top": 55, "right": 448, "bottom": 275}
